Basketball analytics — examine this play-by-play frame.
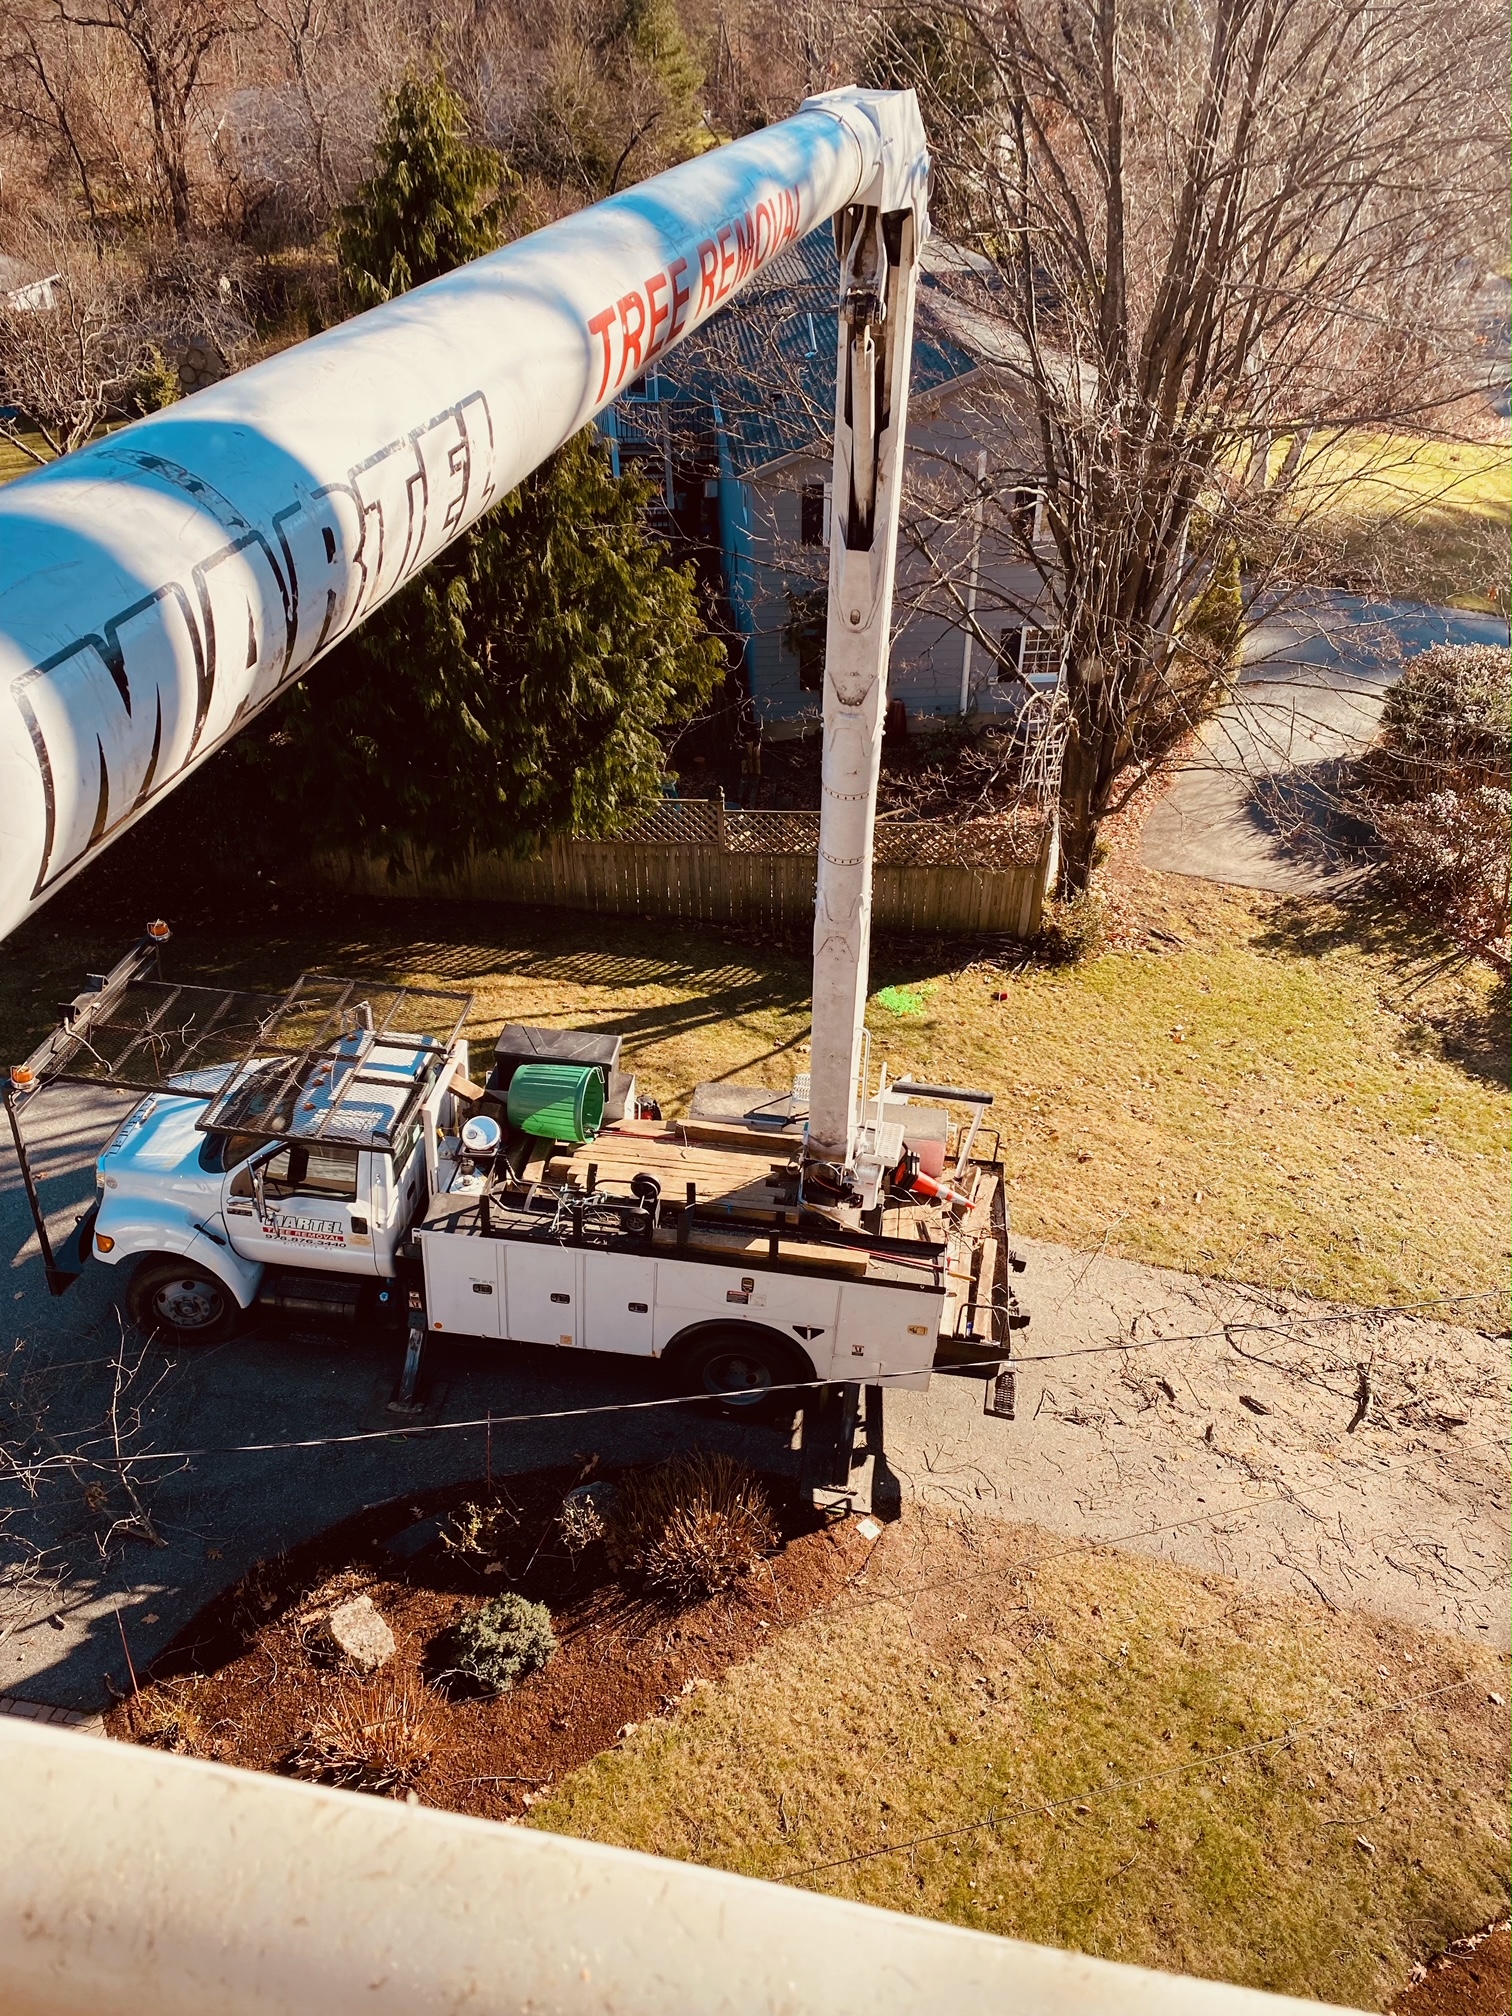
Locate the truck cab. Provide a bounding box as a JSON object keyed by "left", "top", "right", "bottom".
{"left": 67, "top": 968, "right": 475, "bottom": 1342}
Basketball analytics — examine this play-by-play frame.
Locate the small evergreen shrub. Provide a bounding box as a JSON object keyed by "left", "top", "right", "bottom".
{"left": 1374, "top": 645, "right": 1509, "bottom": 797}
{"left": 451, "top": 1593, "right": 558, "bottom": 1693}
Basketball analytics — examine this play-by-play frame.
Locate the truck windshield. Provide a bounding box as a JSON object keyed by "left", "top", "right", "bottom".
{"left": 198, "top": 1131, "right": 270, "bottom": 1174}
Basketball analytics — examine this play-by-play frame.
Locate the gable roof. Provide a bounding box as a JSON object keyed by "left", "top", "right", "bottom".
{"left": 613, "top": 228, "right": 987, "bottom": 475}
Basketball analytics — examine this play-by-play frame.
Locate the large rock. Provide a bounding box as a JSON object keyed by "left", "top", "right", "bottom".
{"left": 322, "top": 1594, "right": 395, "bottom": 1674}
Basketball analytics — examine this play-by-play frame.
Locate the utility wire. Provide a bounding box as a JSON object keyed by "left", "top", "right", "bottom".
{"left": 39, "top": 1282, "right": 1501, "bottom": 1470}
{"left": 785, "top": 1676, "right": 1480, "bottom": 1880}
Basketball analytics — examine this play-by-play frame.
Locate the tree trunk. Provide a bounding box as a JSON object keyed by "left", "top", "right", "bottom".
{"left": 1056, "top": 727, "right": 1100, "bottom": 897}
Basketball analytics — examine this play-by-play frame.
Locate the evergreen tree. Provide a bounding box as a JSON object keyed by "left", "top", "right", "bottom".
{"left": 607, "top": 0, "right": 708, "bottom": 174}
{"left": 263, "top": 433, "right": 722, "bottom": 865}
{"left": 337, "top": 68, "right": 516, "bottom": 308}
{"left": 243, "top": 65, "right": 722, "bottom": 866}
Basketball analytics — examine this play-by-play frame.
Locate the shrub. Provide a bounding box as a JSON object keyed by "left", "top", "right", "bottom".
{"left": 607, "top": 1453, "right": 777, "bottom": 1605}
{"left": 1374, "top": 644, "right": 1510, "bottom": 797}
{"left": 441, "top": 1496, "right": 518, "bottom": 1564}
{"left": 287, "top": 1669, "right": 436, "bottom": 1797}
{"left": 1036, "top": 888, "right": 1108, "bottom": 965}
{"left": 451, "top": 1592, "right": 557, "bottom": 1693}
{"left": 124, "top": 1686, "right": 202, "bottom": 1754}
{"left": 557, "top": 1484, "right": 611, "bottom": 1555}
{"left": 1374, "top": 786, "right": 1510, "bottom": 958}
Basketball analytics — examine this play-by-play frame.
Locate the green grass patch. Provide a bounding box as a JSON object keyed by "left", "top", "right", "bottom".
{"left": 0, "top": 430, "right": 52, "bottom": 486}
{"left": 1283, "top": 428, "right": 1510, "bottom": 610}
{"left": 527, "top": 1515, "right": 1509, "bottom": 2009}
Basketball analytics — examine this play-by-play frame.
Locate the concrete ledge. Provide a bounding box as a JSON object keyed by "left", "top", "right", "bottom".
{"left": 0, "top": 1716, "right": 1363, "bottom": 2015}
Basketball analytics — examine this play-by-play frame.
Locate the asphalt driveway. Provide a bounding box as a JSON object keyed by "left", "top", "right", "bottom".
{"left": 1141, "top": 592, "right": 1509, "bottom": 892}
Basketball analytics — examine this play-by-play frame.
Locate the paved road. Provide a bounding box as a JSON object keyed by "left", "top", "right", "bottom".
{"left": 5, "top": 1078, "right": 1503, "bottom": 1710}
{"left": 1142, "top": 592, "right": 1509, "bottom": 892}
{"left": 0, "top": 1083, "right": 802, "bottom": 1711}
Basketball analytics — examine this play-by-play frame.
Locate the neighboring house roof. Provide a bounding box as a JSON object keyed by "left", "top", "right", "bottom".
{"left": 0, "top": 256, "right": 59, "bottom": 313}
{"left": 614, "top": 230, "right": 990, "bottom": 476}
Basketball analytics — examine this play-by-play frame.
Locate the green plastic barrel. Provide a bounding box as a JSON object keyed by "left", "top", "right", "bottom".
{"left": 506, "top": 1062, "right": 605, "bottom": 1144}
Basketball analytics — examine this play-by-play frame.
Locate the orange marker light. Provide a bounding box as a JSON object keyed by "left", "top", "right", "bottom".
{"left": 95, "top": 1233, "right": 115, "bottom": 1253}
{"left": 147, "top": 919, "right": 171, "bottom": 941}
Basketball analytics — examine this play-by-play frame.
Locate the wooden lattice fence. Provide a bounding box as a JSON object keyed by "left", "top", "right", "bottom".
{"left": 314, "top": 800, "right": 1058, "bottom": 937}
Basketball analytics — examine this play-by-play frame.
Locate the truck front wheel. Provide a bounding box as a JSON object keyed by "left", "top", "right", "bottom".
{"left": 128, "top": 1260, "right": 239, "bottom": 1345}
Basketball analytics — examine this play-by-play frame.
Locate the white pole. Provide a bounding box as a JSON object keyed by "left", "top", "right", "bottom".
{"left": 958, "top": 448, "right": 988, "bottom": 715}
{"left": 0, "top": 93, "right": 912, "bottom": 943}
{"left": 0, "top": 1717, "right": 1354, "bottom": 2016}
{"left": 806, "top": 104, "right": 931, "bottom": 1166}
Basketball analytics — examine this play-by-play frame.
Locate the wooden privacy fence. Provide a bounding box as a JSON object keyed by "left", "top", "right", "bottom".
{"left": 314, "top": 800, "right": 1059, "bottom": 937}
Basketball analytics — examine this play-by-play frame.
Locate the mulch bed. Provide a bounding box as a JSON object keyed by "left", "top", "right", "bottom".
{"left": 1391, "top": 1927, "right": 1511, "bottom": 2016}
{"left": 105, "top": 1462, "right": 872, "bottom": 1822}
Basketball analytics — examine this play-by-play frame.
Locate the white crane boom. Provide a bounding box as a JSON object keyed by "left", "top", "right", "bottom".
{"left": 0, "top": 86, "right": 930, "bottom": 1179}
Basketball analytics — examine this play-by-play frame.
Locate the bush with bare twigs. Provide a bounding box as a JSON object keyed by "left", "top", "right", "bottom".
{"left": 285, "top": 1668, "right": 437, "bottom": 1797}
{"left": 607, "top": 1453, "right": 776, "bottom": 1605}
{"left": 1374, "top": 787, "right": 1510, "bottom": 964}
{"left": 122, "top": 1685, "right": 202, "bottom": 1754}
{"left": 1363, "top": 646, "right": 1511, "bottom": 962}
{"left": 441, "top": 1494, "right": 518, "bottom": 1564}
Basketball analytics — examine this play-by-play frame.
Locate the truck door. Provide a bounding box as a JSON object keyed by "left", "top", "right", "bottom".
{"left": 224, "top": 1141, "right": 376, "bottom": 1274}
{"left": 580, "top": 1250, "right": 656, "bottom": 1355}
{"left": 501, "top": 1241, "right": 579, "bottom": 1347}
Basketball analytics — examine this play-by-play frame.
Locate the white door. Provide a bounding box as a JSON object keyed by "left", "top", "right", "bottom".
{"left": 580, "top": 1250, "right": 657, "bottom": 1355}
{"left": 835, "top": 1280, "right": 943, "bottom": 1379}
{"left": 420, "top": 1233, "right": 504, "bottom": 1340}
{"left": 502, "top": 1241, "right": 580, "bottom": 1347}
{"left": 224, "top": 1141, "right": 377, "bottom": 1274}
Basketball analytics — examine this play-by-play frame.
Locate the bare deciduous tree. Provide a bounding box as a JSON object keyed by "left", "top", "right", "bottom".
{"left": 882, "top": 0, "right": 1507, "bottom": 890}
{"left": 0, "top": 237, "right": 158, "bottom": 460}
{"left": 54, "top": 0, "right": 241, "bottom": 236}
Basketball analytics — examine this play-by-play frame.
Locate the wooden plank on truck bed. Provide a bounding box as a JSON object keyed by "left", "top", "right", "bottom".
{"left": 650, "top": 1225, "right": 870, "bottom": 1274}
{"left": 973, "top": 1235, "right": 998, "bottom": 1344}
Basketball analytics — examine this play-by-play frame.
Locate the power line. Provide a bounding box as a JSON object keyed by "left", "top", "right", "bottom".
{"left": 31, "top": 1281, "right": 1501, "bottom": 1469}
{"left": 784, "top": 1677, "right": 1479, "bottom": 1881}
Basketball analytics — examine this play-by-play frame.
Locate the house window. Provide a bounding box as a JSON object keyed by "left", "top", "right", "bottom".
{"left": 1009, "top": 485, "right": 1043, "bottom": 545}
{"left": 996, "top": 626, "right": 1060, "bottom": 686}
{"left": 784, "top": 588, "right": 828, "bottom": 691}
{"left": 800, "top": 481, "right": 829, "bottom": 548}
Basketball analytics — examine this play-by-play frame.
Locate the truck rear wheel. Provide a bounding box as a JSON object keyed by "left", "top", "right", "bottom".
{"left": 666, "top": 1326, "right": 811, "bottom": 1420}
{"left": 128, "top": 1260, "right": 239, "bottom": 1345}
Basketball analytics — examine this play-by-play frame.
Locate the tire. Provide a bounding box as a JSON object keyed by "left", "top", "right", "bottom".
{"left": 666, "top": 1325, "right": 811, "bottom": 1420}
{"left": 128, "top": 1259, "right": 240, "bottom": 1345}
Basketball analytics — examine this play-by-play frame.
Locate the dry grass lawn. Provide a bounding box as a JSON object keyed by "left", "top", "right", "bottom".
{"left": 529, "top": 1512, "right": 1510, "bottom": 2011}
{"left": 1282, "top": 428, "right": 1511, "bottom": 611}
{"left": 3, "top": 873, "right": 1505, "bottom": 1320}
